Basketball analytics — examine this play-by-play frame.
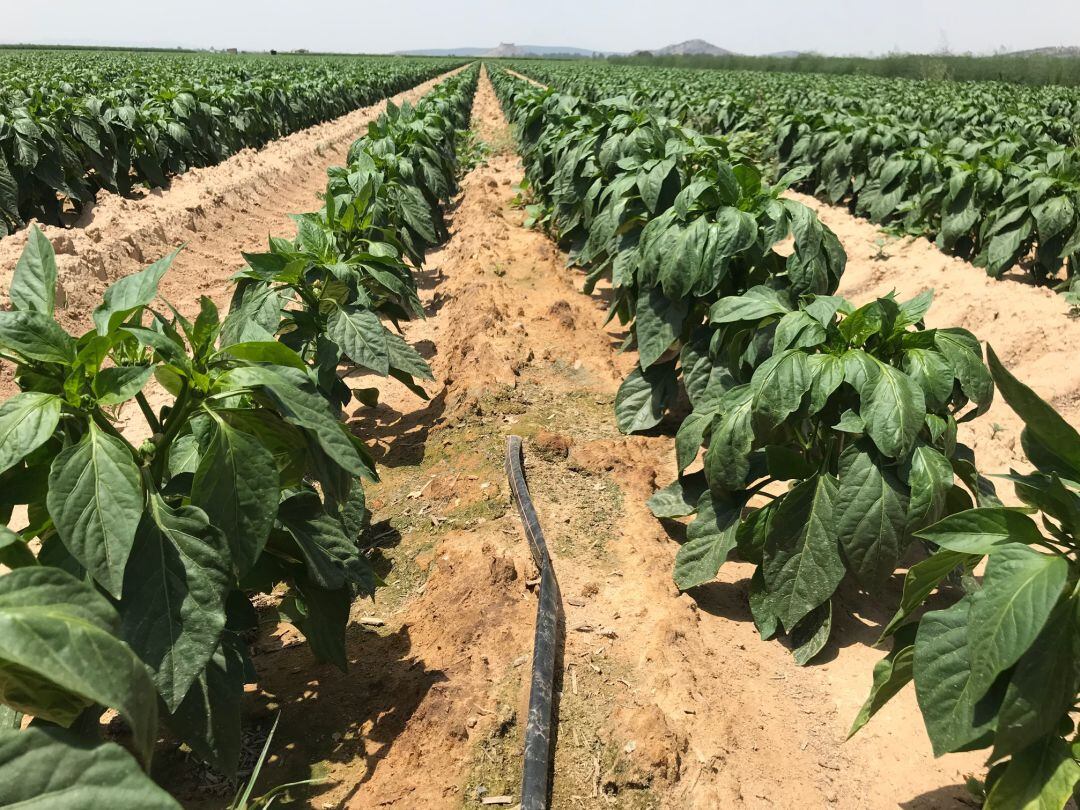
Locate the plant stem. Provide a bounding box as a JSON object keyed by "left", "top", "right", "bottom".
{"left": 136, "top": 392, "right": 163, "bottom": 434}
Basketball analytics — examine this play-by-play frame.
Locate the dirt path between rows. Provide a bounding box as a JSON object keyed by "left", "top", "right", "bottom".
{"left": 0, "top": 67, "right": 463, "bottom": 398}
{"left": 186, "top": 67, "right": 988, "bottom": 810}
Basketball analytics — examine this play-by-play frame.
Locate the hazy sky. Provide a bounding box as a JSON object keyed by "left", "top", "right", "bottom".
{"left": 4, "top": 0, "right": 1080, "bottom": 56}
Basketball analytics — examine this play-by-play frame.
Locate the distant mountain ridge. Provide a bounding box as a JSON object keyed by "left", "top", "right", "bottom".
{"left": 1008, "top": 46, "right": 1080, "bottom": 57}
{"left": 650, "top": 39, "right": 733, "bottom": 56}
{"left": 395, "top": 43, "right": 608, "bottom": 57}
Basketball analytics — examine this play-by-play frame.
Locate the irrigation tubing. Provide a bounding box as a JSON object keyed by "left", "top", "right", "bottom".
{"left": 505, "top": 435, "right": 561, "bottom": 810}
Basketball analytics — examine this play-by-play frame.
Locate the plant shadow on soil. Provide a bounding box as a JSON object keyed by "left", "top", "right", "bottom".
{"left": 346, "top": 388, "right": 448, "bottom": 468}
{"left": 681, "top": 543, "right": 974, "bottom": 666}
{"left": 900, "top": 784, "right": 980, "bottom": 808}
{"left": 254, "top": 625, "right": 447, "bottom": 808}
{"left": 152, "top": 624, "right": 445, "bottom": 809}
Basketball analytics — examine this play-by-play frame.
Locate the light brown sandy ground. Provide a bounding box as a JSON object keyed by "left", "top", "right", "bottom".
{"left": 0, "top": 67, "right": 462, "bottom": 398}
{"left": 3, "top": 66, "right": 1078, "bottom": 810}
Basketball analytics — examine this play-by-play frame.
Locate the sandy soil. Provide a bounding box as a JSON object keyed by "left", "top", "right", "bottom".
{"left": 0, "top": 67, "right": 462, "bottom": 398}
{"left": 4, "top": 66, "right": 1077, "bottom": 810}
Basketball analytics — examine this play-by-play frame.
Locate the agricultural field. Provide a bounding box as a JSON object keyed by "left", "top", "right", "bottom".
{"left": 1, "top": 46, "right": 1079, "bottom": 810}
{"left": 0, "top": 50, "right": 463, "bottom": 234}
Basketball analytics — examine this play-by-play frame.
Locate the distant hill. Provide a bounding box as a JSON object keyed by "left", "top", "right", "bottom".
{"left": 1008, "top": 46, "right": 1080, "bottom": 57}
{"left": 651, "top": 39, "right": 734, "bottom": 56}
{"left": 396, "top": 43, "right": 607, "bottom": 57}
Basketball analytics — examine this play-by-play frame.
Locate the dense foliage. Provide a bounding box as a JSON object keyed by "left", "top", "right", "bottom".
{"left": 491, "top": 66, "right": 998, "bottom": 663}
{"left": 852, "top": 350, "right": 1080, "bottom": 809}
{"left": 607, "top": 51, "right": 1080, "bottom": 88}
{"left": 0, "top": 50, "right": 464, "bottom": 234}
{"left": 512, "top": 60, "right": 1080, "bottom": 298}
{"left": 0, "top": 65, "right": 477, "bottom": 804}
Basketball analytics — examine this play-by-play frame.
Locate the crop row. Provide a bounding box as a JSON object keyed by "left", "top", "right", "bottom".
{"left": 490, "top": 64, "right": 1080, "bottom": 809}
{"left": 510, "top": 60, "right": 1080, "bottom": 297}
{"left": 0, "top": 64, "right": 479, "bottom": 805}
{"left": 0, "top": 51, "right": 465, "bottom": 235}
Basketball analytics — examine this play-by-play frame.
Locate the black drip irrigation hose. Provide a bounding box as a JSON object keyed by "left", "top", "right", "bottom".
{"left": 505, "top": 435, "right": 562, "bottom": 810}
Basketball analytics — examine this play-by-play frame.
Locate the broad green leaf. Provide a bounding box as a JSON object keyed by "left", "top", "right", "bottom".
{"left": 914, "top": 595, "right": 998, "bottom": 755}
{"left": 860, "top": 363, "right": 925, "bottom": 457}
{"left": 674, "top": 410, "right": 711, "bottom": 473}
{"left": 167, "top": 635, "right": 244, "bottom": 777}
{"left": 0, "top": 310, "right": 76, "bottom": 364}
{"left": 903, "top": 348, "right": 954, "bottom": 410}
{"left": 10, "top": 226, "right": 57, "bottom": 315}
{"left": 749, "top": 567, "right": 779, "bottom": 640}
{"left": 985, "top": 734, "right": 1080, "bottom": 810}
{"left": 790, "top": 599, "right": 832, "bottom": 666}
{"left": 169, "top": 433, "right": 201, "bottom": 477}
{"left": 92, "top": 250, "right": 178, "bottom": 336}
{"left": 225, "top": 365, "right": 367, "bottom": 478}
{"left": 992, "top": 597, "right": 1079, "bottom": 760}
{"left": 709, "top": 286, "right": 791, "bottom": 324}
{"left": 647, "top": 472, "right": 707, "bottom": 519}
{"left": 806, "top": 353, "right": 844, "bottom": 414}
{"left": 0, "top": 727, "right": 179, "bottom": 809}
{"left": 636, "top": 285, "right": 687, "bottom": 369}
{"left": 935, "top": 328, "right": 993, "bottom": 410}
{"left": 326, "top": 305, "right": 390, "bottom": 375}
{"left": 0, "top": 392, "right": 61, "bottom": 475}
{"left": 987, "top": 345, "right": 1080, "bottom": 479}
{"left": 750, "top": 349, "right": 812, "bottom": 432}
{"left": 879, "top": 549, "right": 974, "bottom": 640}
{"left": 191, "top": 417, "right": 279, "bottom": 577}
{"left": 217, "top": 341, "right": 306, "bottom": 370}
{"left": 120, "top": 494, "right": 232, "bottom": 711}
{"left": 762, "top": 474, "right": 843, "bottom": 632}
{"left": 93, "top": 365, "right": 154, "bottom": 405}
{"left": 47, "top": 422, "right": 144, "bottom": 598}
{"left": 967, "top": 544, "right": 1068, "bottom": 699}
{"left": 279, "top": 493, "right": 375, "bottom": 594}
{"left": 386, "top": 330, "right": 434, "bottom": 381}
{"left": 906, "top": 444, "right": 954, "bottom": 533}
{"left": 896, "top": 290, "right": 933, "bottom": 330}
{"left": 614, "top": 361, "right": 677, "bottom": 434}
{"left": 835, "top": 443, "right": 909, "bottom": 588}
{"left": 703, "top": 386, "right": 754, "bottom": 490}
{"left": 282, "top": 574, "right": 350, "bottom": 670}
{"left": 916, "top": 507, "right": 1045, "bottom": 553}
{"left": 774, "top": 311, "right": 826, "bottom": 353}
{"left": 0, "top": 568, "right": 158, "bottom": 762}
{"left": 849, "top": 626, "right": 918, "bottom": 738}
{"left": 673, "top": 492, "right": 740, "bottom": 590}
{"left": 0, "top": 525, "right": 35, "bottom": 569}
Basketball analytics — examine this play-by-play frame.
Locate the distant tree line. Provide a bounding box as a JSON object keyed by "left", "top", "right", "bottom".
{"left": 610, "top": 51, "right": 1080, "bottom": 87}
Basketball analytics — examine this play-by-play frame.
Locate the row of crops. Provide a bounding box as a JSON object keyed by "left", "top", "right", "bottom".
{"left": 0, "top": 50, "right": 465, "bottom": 235}
{"left": 0, "top": 63, "right": 479, "bottom": 805}
{"left": 491, "top": 64, "right": 1080, "bottom": 809}
{"left": 507, "top": 60, "right": 1080, "bottom": 296}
